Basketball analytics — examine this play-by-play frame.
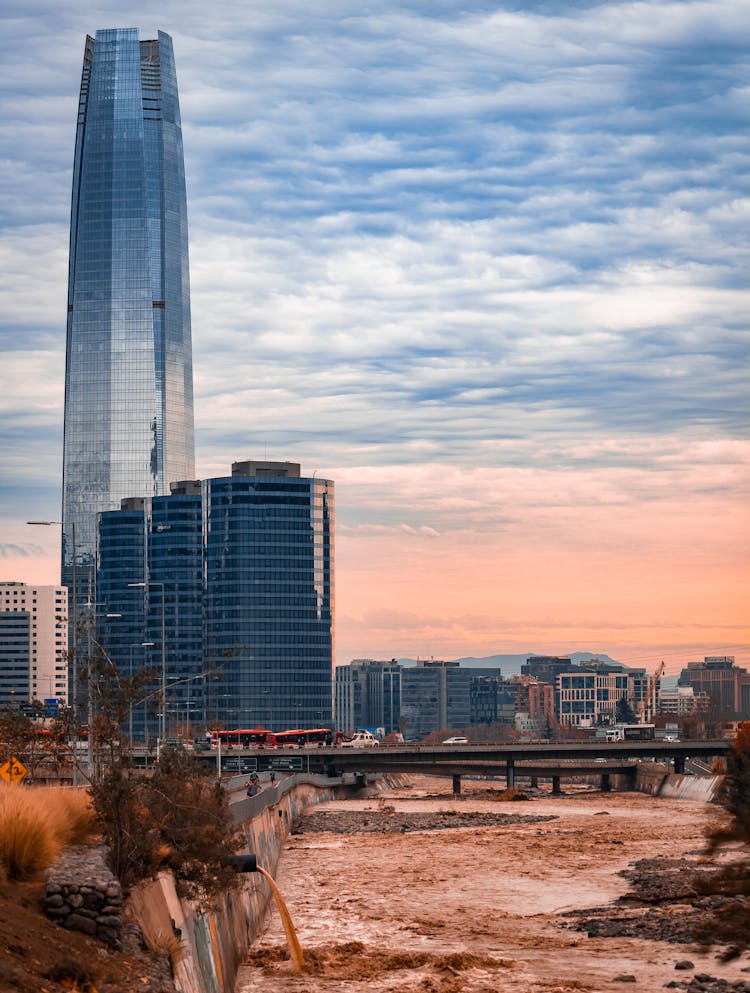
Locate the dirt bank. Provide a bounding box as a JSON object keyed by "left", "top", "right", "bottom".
{"left": 238, "top": 778, "right": 750, "bottom": 993}
{"left": 0, "top": 877, "right": 174, "bottom": 993}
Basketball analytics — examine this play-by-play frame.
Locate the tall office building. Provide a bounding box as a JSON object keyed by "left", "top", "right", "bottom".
{"left": 62, "top": 28, "right": 195, "bottom": 598}
{"left": 96, "top": 462, "right": 335, "bottom": 740}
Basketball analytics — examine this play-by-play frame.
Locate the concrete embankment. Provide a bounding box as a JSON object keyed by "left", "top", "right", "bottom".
{"left": 126, "top": 772, "right": 396, "bottom": 993}
{"left": 658, "top": 772, "right": 724, "bottom": 802}
{"left": 635, "top": 764, "right": 724, "bottom": 801}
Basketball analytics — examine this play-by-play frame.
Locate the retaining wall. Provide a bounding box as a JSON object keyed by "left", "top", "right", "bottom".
{"left": 635, "top": 764, "right": 669, "bottom": 796}
{"left": 658, "top": 773, "right": 724, "bottom": 802}
{"left": 635, "top": 765, "right": 724, "bottom": 801}
{"left": 127, "top": 772, "right": 393, "bottom": 993}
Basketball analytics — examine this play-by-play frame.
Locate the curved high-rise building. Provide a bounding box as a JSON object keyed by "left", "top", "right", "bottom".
{"left": 96, "top": 462, "right": 335, "bottom": 741}
{"left": 62, "top": 28, "right": 195, "bottom": 592}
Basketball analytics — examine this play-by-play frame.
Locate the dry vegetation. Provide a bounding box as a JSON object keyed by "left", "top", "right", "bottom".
{"left": 0, "top": 783, "right": 95, "bottom": 882}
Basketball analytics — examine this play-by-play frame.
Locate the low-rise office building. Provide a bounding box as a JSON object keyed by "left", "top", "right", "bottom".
{"left": 678, "top": 656, "right": 750, "bottom": 719}
{"left": 557, "top": 665, "right": 648, "bottom": 727}
{"left": 334, "top": 658, "right": 402, "bottom": 736}
{"left": 0, "top": 582, "right": 68, "bottom": 709}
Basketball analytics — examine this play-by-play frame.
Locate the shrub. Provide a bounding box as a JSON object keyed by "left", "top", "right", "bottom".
{"left": 39, "top": 787, "right": 96, "bottom": 847}
{"left": 91, "top": 751, "right": 243, "bottom": 899}
{"left": 0, "top": 784, "right": 96, "bottom": 881}
{"left": 0, "top": 785, "right": 58, "bottom": 880}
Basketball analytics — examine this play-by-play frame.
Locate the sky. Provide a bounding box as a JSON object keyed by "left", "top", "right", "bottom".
{"left": 0, "top": 0, "right": 748, "bottom": 674}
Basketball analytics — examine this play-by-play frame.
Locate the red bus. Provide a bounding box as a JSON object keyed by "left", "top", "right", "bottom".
{"left": 273, "top": 728, "right": 333, "bottom": 748}
{"left": 209, "top": 728, "right": 278, "bottom": 749}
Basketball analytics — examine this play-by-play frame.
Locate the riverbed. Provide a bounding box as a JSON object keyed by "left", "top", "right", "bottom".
{"left": 236, "top": 777, "right": 748, "bottom": 993}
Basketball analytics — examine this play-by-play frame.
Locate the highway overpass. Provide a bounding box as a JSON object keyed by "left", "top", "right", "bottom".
{"left": 199, "top": 738, "right": 731, "bottom": 791}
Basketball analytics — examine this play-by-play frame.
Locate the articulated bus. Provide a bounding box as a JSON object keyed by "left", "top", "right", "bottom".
{"left": 209, "top": 727, "right": 334, "bottom": 749}
{"left": 273, "top": 728, "right": 334, "bottom": 748}
{"left": 209, "top": 728, "right": 277, "bottom": 749}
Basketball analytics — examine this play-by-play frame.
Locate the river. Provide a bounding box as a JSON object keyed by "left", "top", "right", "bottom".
{"left": 236, "top": 776, "right": 746, "bottom": 993}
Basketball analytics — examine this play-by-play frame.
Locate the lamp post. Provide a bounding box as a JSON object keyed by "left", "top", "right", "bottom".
{"left": 128, "top": 582, "right": 166, "bottom": 759}
{"left": 129, "top": 642, "right": 155, "bottom": 748}
{"left": 131, "top": 669, "right": 219, "bottom": 756}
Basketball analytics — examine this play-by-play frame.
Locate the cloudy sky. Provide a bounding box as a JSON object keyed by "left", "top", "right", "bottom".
{"left": 1, "top": 0, "right": 748, "bottom": 673}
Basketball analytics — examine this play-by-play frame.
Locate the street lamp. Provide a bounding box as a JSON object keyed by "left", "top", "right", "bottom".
{"left": 129, "top": 582, "right": 166, "bottom": 758}
{"left": 129, "top": 642, "right": 155, "bottom": 748}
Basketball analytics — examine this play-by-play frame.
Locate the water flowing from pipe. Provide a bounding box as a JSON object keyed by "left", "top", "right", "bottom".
{"left": 256, "top": 865, "right": 305, "bottom": 970}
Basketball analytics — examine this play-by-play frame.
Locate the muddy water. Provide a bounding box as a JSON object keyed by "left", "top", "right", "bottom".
{"left": 237, "top": 778, "right": 745, "bottom": 993}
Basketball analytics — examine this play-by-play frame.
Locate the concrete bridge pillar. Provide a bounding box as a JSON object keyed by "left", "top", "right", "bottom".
{"left": 551, "top": 775, "right": 561, "bottom": 795}
{"left": 530, "top": 776, "right": 538, "bottom": 788}
{"left": 600, "top": 773, "right": 611, "bottom": 792}
{"left": 452, "top": 774, "right": 461, "bottom": 795}
{"left": 673, "top": 755, "right": 685, "bottom": 775}
{"left": 506, "top": 757, "right": 515, "bottom": 790}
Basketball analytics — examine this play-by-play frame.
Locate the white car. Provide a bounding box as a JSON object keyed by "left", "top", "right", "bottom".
{"left": 442, "top": 736, "right": 469, "bottom": 745}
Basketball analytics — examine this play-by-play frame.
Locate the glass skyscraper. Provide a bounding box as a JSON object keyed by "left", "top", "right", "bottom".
{"left": 96, "top": 462, "right": 335, "bottom": 741}
{"left": 62, "top": 28, "right": 195, "bottom": 595}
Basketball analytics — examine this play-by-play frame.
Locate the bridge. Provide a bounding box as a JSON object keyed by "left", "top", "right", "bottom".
{"left": 199, "top": 739, "right": 731, "bottom": 794}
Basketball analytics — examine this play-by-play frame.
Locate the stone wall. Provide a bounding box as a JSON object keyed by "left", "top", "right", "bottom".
{"left": 44, "top": 844, "right": 124, "bottom": 947}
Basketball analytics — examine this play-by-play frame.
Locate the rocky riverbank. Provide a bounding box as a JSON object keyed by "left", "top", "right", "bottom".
{"left": 292, "top": 806, "right": 558, "bottom": 834}
{"left": 563, "top": 854, "right": 750, "bottom": 992}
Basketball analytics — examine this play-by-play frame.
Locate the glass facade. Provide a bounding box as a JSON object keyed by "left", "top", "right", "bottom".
{"left": 97, "top": 488, "right": 204, "bottom": 744}
{"left": 62, "top": 28, "right": 194, "bottom": 602}
{"left": 96, "top": 463, "right": 335, "bottom": 740}
{"left": 0, "top": 614, "right": 31, "bottom": 707}
{"left": 334, "top": 659, "right": 402, "bottom": 736}
{"left": 204, "top": 466, "right": 334, "bottom": 731}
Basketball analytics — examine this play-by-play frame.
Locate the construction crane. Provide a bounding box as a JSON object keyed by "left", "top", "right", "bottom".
{"left": 638, "top": 659, "right": 665, "bottom": 724}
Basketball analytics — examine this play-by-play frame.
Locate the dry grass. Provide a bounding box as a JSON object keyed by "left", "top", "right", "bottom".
{"left": 0, "top": 784, "right": 96, "bottom": 881}
{"left": 38, "top": 787, "right": 96, "bottom": 847}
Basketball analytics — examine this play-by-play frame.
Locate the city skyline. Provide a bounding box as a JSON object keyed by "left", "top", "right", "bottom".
{"left": 1, "top": 1, "right": 748, "bottom": 673}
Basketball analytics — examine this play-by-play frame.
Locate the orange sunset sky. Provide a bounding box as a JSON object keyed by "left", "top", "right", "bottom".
{"left": 1, "top": 2, "right": 749, "bottom": 677}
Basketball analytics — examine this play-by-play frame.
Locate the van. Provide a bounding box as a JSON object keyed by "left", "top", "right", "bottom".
{"left": 339, "top": 730, "right": 379, "bottom": 748}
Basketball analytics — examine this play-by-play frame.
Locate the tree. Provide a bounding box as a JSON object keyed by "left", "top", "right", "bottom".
{"left": 82, "top": 643, "right": 242, "bottom": 899}
{"left": 700, "top": 722, "right": 750, "bottom": 959}
{"left": 0, "top": 705, "right": 35, "bottom": 774}
{"left": 91, "top": 750, "right": 242, "bottom": 899}
{"left": 615, "top": 697, "right": 637, "bottom": 724}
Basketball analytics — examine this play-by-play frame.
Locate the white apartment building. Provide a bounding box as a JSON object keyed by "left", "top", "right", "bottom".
{"left": 659, "top": 685, "right": 707, "bottom": 716}
{"left": 0, "top": 582, "right": 68, "bottom": 709}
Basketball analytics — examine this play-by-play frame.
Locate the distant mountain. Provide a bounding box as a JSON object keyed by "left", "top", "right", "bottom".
{"left": 397, "top": 652, "right": 622, "bottom": 675}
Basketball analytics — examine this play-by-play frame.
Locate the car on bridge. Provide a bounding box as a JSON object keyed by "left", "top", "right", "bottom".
{"left": 442, "top": 736, "right": 469, "bottom": 745}
{"left": 339, "top": 730, "right": 380, "bottom": 748}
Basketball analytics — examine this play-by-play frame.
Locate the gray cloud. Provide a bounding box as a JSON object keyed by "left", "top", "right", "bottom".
{"left": 0, "top": 0, "right": 747, "bottom": 542}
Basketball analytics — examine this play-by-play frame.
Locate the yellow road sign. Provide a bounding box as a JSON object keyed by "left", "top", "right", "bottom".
{"left": 0, "top": 757, "right": 28, "bottom": 783}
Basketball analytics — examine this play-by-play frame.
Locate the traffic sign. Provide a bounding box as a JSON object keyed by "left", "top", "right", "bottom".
{"left": 270, "top": 756, "right": 302, "bottom": 770}
{"left": 0, "top": 757, "right": 28, "bottom": 783}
